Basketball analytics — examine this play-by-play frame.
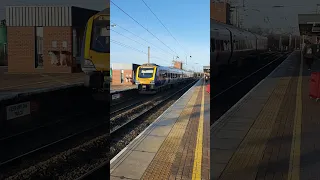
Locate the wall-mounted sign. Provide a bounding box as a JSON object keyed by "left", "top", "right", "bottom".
{"left": 6, "top": 102, "right": 31, "bottom": 120}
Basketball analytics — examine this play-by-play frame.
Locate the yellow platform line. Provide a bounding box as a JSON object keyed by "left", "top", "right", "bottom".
{"left": 288, "top": 53, "right": 303, "bottom": 180}
{"left": 192, "top": 81, "right": 205, "bottom": 179}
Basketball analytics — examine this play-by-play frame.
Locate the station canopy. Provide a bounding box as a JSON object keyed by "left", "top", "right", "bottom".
{"left": 203, "top": 66, "right": 210, "bottom": 73}
{"left": 298, "top": 14, "right": 320, "bottom": 36}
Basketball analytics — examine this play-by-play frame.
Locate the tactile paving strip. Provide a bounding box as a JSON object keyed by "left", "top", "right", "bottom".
{"left": 141, "top": 84, "right": 202, "bottom": 180}
{"left": 219, "top": 77, "right": 292, "bottom": 180}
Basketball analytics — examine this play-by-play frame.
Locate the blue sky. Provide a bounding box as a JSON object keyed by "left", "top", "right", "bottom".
{"left": 110, "top": 0, "right": 209, "bottom": 72}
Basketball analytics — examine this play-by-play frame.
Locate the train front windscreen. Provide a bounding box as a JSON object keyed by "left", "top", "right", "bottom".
{"left": 91, "top": 16, "right": 109, "bottom": 53}
{"left": 138, "top": 68, "right": 154, "bottom": 78}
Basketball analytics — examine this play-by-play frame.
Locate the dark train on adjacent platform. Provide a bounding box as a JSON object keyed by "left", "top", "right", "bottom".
{"left": 211, "top": 19, "right": 268, "bottom": 76}
{"left": 135, "top": 63, "right": 194, "bottom": 94}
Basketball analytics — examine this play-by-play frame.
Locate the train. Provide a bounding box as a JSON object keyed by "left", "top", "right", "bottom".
{"left": 135, "top": 63, "right": 194, "bottom": 94}
{"left": 81, "top": 7, "right": 109, "bottom": 91}
{"left": 211, "top": 19, "right": 268, "bottom": 76}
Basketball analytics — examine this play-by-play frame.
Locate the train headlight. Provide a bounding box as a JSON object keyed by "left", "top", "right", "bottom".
{"left": 84, "top": 59, "right": 94, "bottom": 67}
{"left": 150, "top": 80, "right": 155, "bottom": 84}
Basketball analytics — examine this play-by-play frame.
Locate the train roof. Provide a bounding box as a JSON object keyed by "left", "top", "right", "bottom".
{"left": 139, "top": 63, "right": 193, "bottom": 73}
{"left": 211, "top": 18, "right": 267, "bottom": 40}
{"left": 97, "top": 8, "right": 109, "bottom": 15}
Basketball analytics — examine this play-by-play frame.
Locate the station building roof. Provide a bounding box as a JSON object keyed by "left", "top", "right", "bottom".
{"left": 298, "top": 14, "right": 320, "bottom": 36}
{"left": 203, "top": 66, "right": 210, "bottom": 69}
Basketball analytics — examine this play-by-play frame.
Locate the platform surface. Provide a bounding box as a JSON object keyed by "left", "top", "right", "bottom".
{"left": 211, "top": 51, "right": 320, "bottom": 180}
{"left": 110, "top": 79, "right": 210, "bottom": 180}
{"left": 0, "top": 70, "right": 85, "bottom": 100}
{"left": 111, "top": 84, "right": 137, "bottom": 94}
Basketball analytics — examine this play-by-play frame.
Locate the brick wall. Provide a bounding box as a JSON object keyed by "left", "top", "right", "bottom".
{"left": 211, "top": 2, "right": 230, "bottom": 24}
{"left": 7, "top": 26, "right": 76, "bottom": 73}
{"left": 7, "top": 27, "right": 37, "bottom": 73}
{"left": 43, "top": 27, "right": 73, "bottom": 73}
{"left": 112, "top": 69, "right": 133, "bottom": 85}
{"left": 174, "top": 61, "right": 183, "bottom": 69}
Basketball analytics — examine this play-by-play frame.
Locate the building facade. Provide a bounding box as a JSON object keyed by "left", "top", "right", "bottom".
{"left": 111, "top": 63, "right": 140, "bottom": 85}
{"left": 210, "top": 1, "right": 231, "bottom": 24}
{"left": 5, "top": 6, "right": 98, "bottom": 73}
{"left": 173, "top": 61, "right": 183, "bottom": 69}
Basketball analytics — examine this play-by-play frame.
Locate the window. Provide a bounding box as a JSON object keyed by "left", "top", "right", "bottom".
{"left": 138, "top": 68, "right": 154, "bottom": 78}
{"left": 90, "top": 16, "right": 109, "bottom": 53}
{"left": 120, "top": 70, "right": 124, "bottom": 83}
{"left": 220, "top": 41, "right": 224, "bottom": 51}
{"left": 211, "top": 38, "right": 215, "bottom": 52}
{"left": 216, "top": 40, "right": 220, "bottom": 50}
{"left": 35, "top": 27, "right": 43, "bottom": 68}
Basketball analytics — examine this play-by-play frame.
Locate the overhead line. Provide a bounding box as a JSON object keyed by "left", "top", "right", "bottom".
{"left": 110, "top": 21, "right": 174, "bottom": 56}
{"left": 111, "top": 39, "right": 147, "bottom": 55}
{"left": 141, "top": 0, "right": 189, "bottom": 56}
{"left": 111, "top": 0, "right": 179, "bottom": 57}
{"left": 111, "top": 29, "right": 147, "bottom": 48}
{"left": 111, "top": 39, "right": 172, "bottom": 64}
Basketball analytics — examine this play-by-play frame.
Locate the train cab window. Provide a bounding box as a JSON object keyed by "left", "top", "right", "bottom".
{"left": 90, "top": 16, "right": 110, "bottom": 53}
{"left": 138, "top": 68, "right": 154, "bottom": 78}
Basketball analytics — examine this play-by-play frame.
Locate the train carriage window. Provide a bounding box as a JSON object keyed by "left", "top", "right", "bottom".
{"left": 223, "top": 41, "right": 226, "bottom": 51}
{"left": 220, "top": 40, "right": 224, "bottom": 51}
{"left": 227, "top": 40, "right": 231, "bottom": 50}
{"left": 215, "top": 40, "right": 220, "bottom": 51}
{"left": 211, "top": 38, "right": 216, "bottom": 52}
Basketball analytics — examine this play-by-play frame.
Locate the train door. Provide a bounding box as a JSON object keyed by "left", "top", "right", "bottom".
{"left": 226, "top": 28, "right": 233, "bottom": 65}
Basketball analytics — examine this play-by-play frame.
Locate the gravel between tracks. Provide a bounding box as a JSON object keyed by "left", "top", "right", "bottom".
{"left": 109, "top": 80, "right": 195, "bottom": 160}
{"left": 110, "top": 101, "right": 155, "bottom": 131}
{"left": 110, "top": 98, "right": 176, "bottom": 159}
{"left": 3, "top": 81, "right": 193, "bottom": 179}
{"left": 4, "top": 134, "right": 108, "bottom": 180}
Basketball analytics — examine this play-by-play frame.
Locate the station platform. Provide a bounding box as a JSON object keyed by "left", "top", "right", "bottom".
{"left": 0, "top": 72, "right": 84, "bottom": 100}
{"left": 211, "top": 51, "right": 320, "bottom": 179}
{"left": 111, "top": 84, "right": 137, "bottom": 94}
{"left": 110, "top": 79, "right": 210, "bottom": 180}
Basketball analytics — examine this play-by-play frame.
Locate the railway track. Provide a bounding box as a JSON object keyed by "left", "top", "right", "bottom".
{"left": 210, "top": 51, "right": 290, "bottom": 125}
{"left": 0, "top": 105, "right": 107, "bottom": 179}
{"left": 76, "top": 79, "right": 199, "bottom": 179}
{"left": 0, "top": 79, "right": 197, "bottom": 179}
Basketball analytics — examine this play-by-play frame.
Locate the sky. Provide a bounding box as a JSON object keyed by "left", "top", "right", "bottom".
{"left": 228, "top": 0, "right": 320, "bottom": 35}
{"left": 111, "top": 0, "right": 210, "bottom": 72}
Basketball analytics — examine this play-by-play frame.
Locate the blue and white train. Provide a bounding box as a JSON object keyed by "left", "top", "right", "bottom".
{"left": 211, "top": 19, "right": 268, "bottom": 76}
{"left": 135, "top": 63, "right": 194, "bottom": 94}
